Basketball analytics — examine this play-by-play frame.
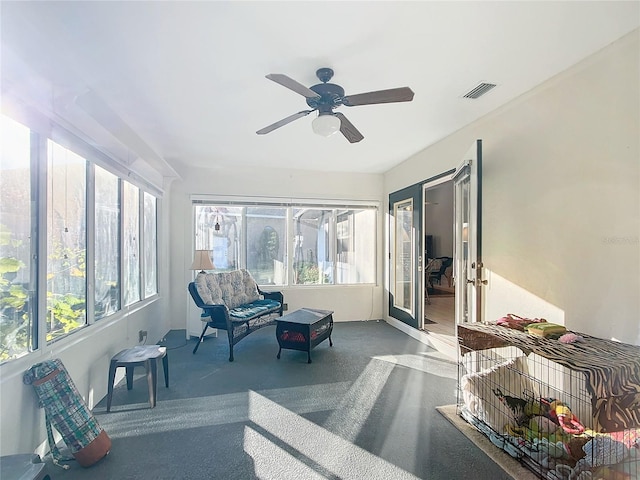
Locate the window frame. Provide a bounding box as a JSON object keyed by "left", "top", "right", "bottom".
{"left": 122, "top": 180, "right": 141, "bottom": 307}
{"left": 192, "top": 196, "right": 378, "bottom": 287}
{"left": 142, "top": 191, "right": 158, "bottom": 299}
{"left": 93, "top": 164, "right": 122, "bottom": 321}
{"left": 45, "top": 138, "right": 89, "bottom": 342}
{"left": 0, "top": 106, "right": 161, "bottom": 364}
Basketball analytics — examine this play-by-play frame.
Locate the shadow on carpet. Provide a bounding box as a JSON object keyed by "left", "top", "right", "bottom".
{"left": 436, "top": 404, "right": 538, "bottom": 480}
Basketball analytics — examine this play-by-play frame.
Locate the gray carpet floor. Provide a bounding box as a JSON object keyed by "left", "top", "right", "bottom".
{"left": 43, "top": 320, "right": 513, "bottom": 479}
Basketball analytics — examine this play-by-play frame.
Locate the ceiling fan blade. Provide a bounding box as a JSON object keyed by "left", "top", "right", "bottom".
{"left": 335, "top": 113, "right": 364, "bottom": 143}
{"left": 265, "top": 74, "right": 321, "bottom": 99}
{"left": 343, "top": 87, "right": 415, "bottom": 106}
{"left": 256, "top": 110, "right": 314, "bottom": 135}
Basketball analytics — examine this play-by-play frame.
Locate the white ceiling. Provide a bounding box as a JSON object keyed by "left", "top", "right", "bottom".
{"left": 1, "top": 1, "right": 639, "bottom": 177}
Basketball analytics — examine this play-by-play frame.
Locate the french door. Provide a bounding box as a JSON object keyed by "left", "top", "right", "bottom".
{"left": 453, "top": 139, "right": 484, "bottom": 325}
{"left": 389, "top": 184, "right": 423, "bottom": 328}
{"left": 388, "top": 139, "right": 483, "bottom": 331}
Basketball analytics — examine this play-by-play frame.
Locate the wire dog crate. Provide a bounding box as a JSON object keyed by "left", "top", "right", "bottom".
{"left": 457, "top": 323, "right": 640, "bottom": 480}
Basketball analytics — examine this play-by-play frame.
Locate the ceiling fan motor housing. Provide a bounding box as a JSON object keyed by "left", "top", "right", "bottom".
{"left": 307, "top": 83, "right": 345, "bottom": 110}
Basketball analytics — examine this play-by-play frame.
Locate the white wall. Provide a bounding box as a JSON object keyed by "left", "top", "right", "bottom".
{"left": 384, "top": 30, "right": 640, "bottom": 343}
{"left": 168, "top": 164, "right": 386, "bottom": 332}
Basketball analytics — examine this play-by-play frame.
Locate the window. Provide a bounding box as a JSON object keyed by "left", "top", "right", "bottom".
{"left": 194, "top": 202, "right": 376, "bottom": 286}
{"left": 246, "top": 207, "right": 286, "bottom": 285}
{"left": 143, "top": 192, "right": 157, "bottom": 298}
{"left": 194, "top": 206, "right": 242, "bottom": 271}
{"left": 123, "top": 181, "right": 140, "bottom": 306}
{"left": 94, "top": 165, "right": 120, "bottom": 319}
{"left": 337, "top": 209, "right": 375, "bottom": 284}
{"left": 293, "top": 208, "right": 332, "bottom": 285}
{"left": 0, "top": 115, "right": 34, "bottom": 361}
{"left": 0, "top": 108, "right": 160, "bottom": 364}
{"left": 46, "top": 140, "right": 87, "bottom": 341}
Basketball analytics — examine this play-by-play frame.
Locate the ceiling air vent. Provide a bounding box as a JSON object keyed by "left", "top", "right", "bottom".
{"left": 462, "top": 82, "right": 497, "bottom": 99}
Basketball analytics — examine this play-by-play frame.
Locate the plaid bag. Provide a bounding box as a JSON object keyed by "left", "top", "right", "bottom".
{"left": 23, "top": 359, "right": 111, "bottom": 468}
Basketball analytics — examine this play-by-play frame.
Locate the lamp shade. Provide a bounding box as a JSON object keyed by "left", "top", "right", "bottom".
{"left": 312, "top": 113, "right": 340, "bottom": 137}
{"left": 190, "top": 250, "right": 215, "bottom": 271}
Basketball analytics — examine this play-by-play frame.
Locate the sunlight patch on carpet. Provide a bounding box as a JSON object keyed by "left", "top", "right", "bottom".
{"left": 374, "top": 353, "right": 458, "bottom": 379}
{"left": 248, "top": 390, "right": 421, "bottom": 480}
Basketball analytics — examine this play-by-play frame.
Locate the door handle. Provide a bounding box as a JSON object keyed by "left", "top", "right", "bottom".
{"left": 476, "top": 263, "right": 487, "bottom": 286}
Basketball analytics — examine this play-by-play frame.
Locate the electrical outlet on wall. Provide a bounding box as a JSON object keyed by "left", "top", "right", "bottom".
{"left": 282, "top": 303, "right": 288, "bottom": 311}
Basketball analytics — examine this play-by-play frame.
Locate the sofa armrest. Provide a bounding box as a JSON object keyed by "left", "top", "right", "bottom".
{"left": 257, "top": 287, "right": 283, "bottom": 307}
{"left": 201, "top": 304, "right": 235, "bottom": 330}
{"left": 256, "top": 285, "right": 284, "bottom": 316}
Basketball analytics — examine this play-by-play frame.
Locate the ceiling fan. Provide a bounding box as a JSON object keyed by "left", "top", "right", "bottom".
{"left": 256, "top": 68, "right": 414, "bottom": 143}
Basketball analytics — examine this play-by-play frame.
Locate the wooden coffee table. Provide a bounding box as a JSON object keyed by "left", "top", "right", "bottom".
{"left": 276, "top": 308, "right": 333, "bottom": 363}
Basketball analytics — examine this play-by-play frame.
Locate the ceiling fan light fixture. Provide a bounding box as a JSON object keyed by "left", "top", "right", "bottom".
{"left": 312, "top": 113, "right": 341, "bottom": 137}
{"left": 258, "top": 68, "right": 414, "bottom": 142}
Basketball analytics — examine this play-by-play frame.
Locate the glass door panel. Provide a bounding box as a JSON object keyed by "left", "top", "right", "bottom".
{"left": 389, "top": 184, "right": 422, "bottom": 328}
{"left": 454, "top": 140, "right": 483, "bottom": 327}
{"left": 454, "top": 172, "right": 471, "bottom": 324}
{"left": 393, "top": 199, "right": 413, "bottom": 313}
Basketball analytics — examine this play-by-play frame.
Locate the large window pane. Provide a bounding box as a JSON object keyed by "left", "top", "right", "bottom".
{"left": 123, "top": 181, "right": 140, "bottom": 305}
{"left": 246, "top": 207, "right": 286, "bottom": 285}
{"left": 194, "top": 206, "right": 242, "bottom": 272}
{"left": 293, "top": 208, "right": 332, "bottom": 285}
{"left": 336, "top": 209, "right": 375, "bottom": 284}
{"left": 194, "top": 202, "right": 377, "bottom": 287}
{"left": 143, "top": 192, "right": 157, "bottom": 297}
{"left": 94, "top": 166, "right": 120, "bottom": 319}
{"left": 47, "top": 140, "right": 87, "bottom": 341}
{"left": 0, "top": 115, "right": 33, "bottom": 361}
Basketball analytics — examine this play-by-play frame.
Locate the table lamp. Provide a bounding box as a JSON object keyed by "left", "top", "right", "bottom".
{"left": 191, "top": 250, "right": 214, "bottom": 273}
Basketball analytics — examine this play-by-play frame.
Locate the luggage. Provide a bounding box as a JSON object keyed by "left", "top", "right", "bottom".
{"left": 23, "top": 359, "right": 111, "bottom": 468}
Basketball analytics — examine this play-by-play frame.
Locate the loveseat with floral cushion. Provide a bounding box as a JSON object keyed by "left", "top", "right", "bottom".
{"left": 188, "top": 269, "right": 283, "bottom": 361}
